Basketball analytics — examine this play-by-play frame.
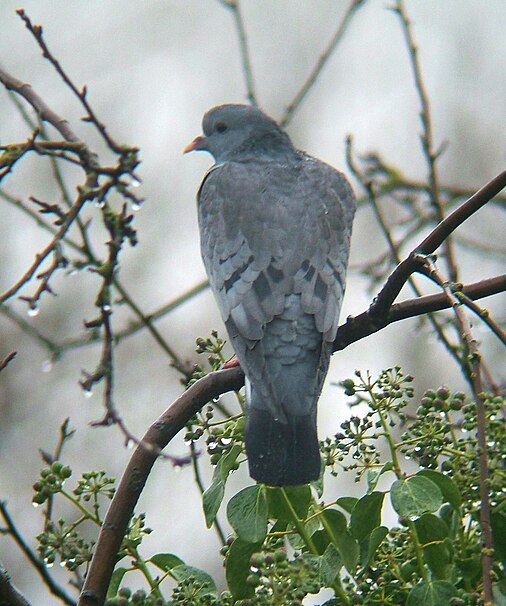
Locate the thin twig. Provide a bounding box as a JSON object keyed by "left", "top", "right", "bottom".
{"left": 0, "top": 351, "right": 17, "bottom": 371}
{"left": 219, "top": 0, "right": 258, "bottom": 106}
{"left": 369, "top": 168, "right": 506, "bottom": 321}
{"left": 417, "top": 255, "right": 495, "bottom": 604}
{"left": 455, "top": 289, "right": 506, "bottom": 347}
{"left": 0, "top": 563, "right": 31, "bottom": 606}
{"left": 16, "top": 9, "right": 123, "bottom": 155}
{"left": 347, "top": 137, "right": 464, "bottom": 363}
{"left": 78, "top": 366, "right": 245, "bottom": 606}
{"left": 0, "top": 502, "right": 75, "bottom": 606}
{"left": 394, "top": 0, "right": 459, "bottom": 283}
{"left": 280, "top": 0, "right": 367, "bottom": 126}
{"left": 333, "top": 274, "right": 506, "bottom": 351}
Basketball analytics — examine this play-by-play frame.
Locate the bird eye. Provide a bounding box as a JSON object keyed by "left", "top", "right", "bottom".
{"left": 215, "top": 121, "right": 228, "bottom": 133}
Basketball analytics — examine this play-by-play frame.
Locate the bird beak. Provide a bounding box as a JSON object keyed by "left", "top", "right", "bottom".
{"left": 183, "top": 135, "right": 207, "bottom": 154}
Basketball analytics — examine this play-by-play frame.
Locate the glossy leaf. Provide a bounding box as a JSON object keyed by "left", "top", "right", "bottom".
{"left": 391, "top": 476, "right": 443, "bottom": 518}
{"left": 360, "top": 525, "right": 388, "bottom": 568}
{"left": 321, "top": 509, "right": 359, "bottom": 572}
{"left": 350, "top": 491, "right": 384, "bottom": 542}
{"left": 106, "top": 567, "right": 127, "bottom": 599}
{"left": 418, "top": 470, "right": 461, "bottom": 510}
{"left": 171, "top": 564, "right": 216, "bottom": 597}
{"left": 266, "top": 485, "right": 311, "bottom": 521}
{"left": 406, "top": 580, "right": 457, "bottom": 606}
{"left": 150, "top": 552, "right": 185, "bottom": 571}
{"left": 227, "top": 484, "right": 268, "bottom": 544}
{"left": 319, "top": 542, "right": 342, "bottom": 586}
{"left": 225, "top": 538, "right": 261, "bottom": 599}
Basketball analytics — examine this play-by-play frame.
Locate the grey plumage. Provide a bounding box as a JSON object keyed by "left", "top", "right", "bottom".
{"left": 186, "top": 104, "right": 355, "bottom": 485}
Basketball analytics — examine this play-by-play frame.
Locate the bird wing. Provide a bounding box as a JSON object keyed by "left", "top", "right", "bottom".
{"left": 197, "top": 157, "right": 355, "bottom": 418}
{"left": 198, "top": 156, "right": 355, "bottom": 341}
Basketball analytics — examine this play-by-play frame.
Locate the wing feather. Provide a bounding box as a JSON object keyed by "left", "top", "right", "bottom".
{"left": 198, "top": 155, "right": 355, "bottom": 418}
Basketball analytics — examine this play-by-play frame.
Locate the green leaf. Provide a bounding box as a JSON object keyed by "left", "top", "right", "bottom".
{"left": 335, "top": 496, "right": 358, "bottom": 514}
{"left": 456, "top": 556, "right": 481, "bottom": 584}
{"left": 150, "top": 552, "right": 185, "bottom": 571}
{"left": 390, "top": 476, "right": 443, "bottom": 518}
{"left": 227, "top": 485, "right": 268, "bottom": 544}
{"left": 415, "top": 514, "right": 453, "bottom": 579}
{"left": 415, "top": 513, "right": 448, "bottom": 544}
{"left": 406, "top": 581, "right": 457, "bottom": 606}
{"left": 202, "top": 444, "right": 242, "bottom": 527}
{"left": 349, "top": 491, "right": 384, "bottom": 542}
{"left": 266, "top": 485, "right": 311, "bottom": 521}
{"left": 225, "top": 538, "right": 261, "bottom": 599}
{"left": 367, "top": 462, "right": 393, "bottom": 492}
{"left": 202, "top": 476, "right": 225, "bottom": 529}
{"left": 418, "top": 470, "right": 461, "bottom": 510}
{"left": 491, "top": 509, "right": 506, "bottom": 564}
{"left": 106, "top": 567, "right": 127, "bottom": 599}
{"left": 319, "top": 543, "right": 342, "bottom": 586}
{"left": 321, "top": 509, "right": 359, "bottom": 573}
{"left": 171, "top": 564, "right": 216, "bottom": 597}
{"left": 360, "top": 525, "right": 388, "bottom": 568}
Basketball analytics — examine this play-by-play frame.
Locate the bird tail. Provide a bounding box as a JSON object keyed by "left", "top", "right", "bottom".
{"left": 245, "top": 390, "right": 321, "bottom": 486}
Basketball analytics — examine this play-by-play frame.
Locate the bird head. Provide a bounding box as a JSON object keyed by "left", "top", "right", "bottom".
{"left": 184, "top": 104, "right": 294, "bottom": 162}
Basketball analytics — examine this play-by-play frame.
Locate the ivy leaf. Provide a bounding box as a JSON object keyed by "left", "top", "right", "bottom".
{"left": 225, "top": 538, "right": 261, "bottom": 599}
{"left": 106, "top": 567, "right": 127, "bottom": 599}
{"left": 418, "top": 470, "right": 461, "bottom": 510}
{"left": 367, "top": 462, "right": 393, "bottom": 493}
{"left": 150, "top": 552, "right": 185, "bottom": 571}
{"left": 390, "top": 476, "right": 443, "bottom": 518}
{"left": 406, "top": 580, "right": 457, "bottom": 606}
{"left": 360, "top": 525, "right": 388, "bottom": 568}
{"left": 491, "top": 509, "right": 506, "bottom": 565}
{"left": 415, "top": 513, "right": 452, "bottom": 579}
{"left": 335, "top": 496, "right": 358, "bottom": 514}
{"left": 227, "top": 484, "right": 268, "bottom": 544}
{"left": 321, "top": 509, "right": 359, "bottom": 573}
{"left": 349, "top": 491, "right": 385, "bottom": 542}
{"left": 266, "top": 485, "right": 311, "bottom": 521}
{"left": 202, "top": 444, "right": 242, "bottom": 527}
{"left": 171, "top": 564, "right": 216, "bottom": 597}
{"left": 319, "top": 542, "right": 342, "bottom": 587}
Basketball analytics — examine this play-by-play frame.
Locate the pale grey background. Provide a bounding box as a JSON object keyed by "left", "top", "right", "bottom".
{"left": 0, "top": 1, "right": 504, "bottom": 604}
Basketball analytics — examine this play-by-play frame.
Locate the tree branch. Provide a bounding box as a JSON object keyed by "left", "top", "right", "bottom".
{"left": 369, "top": 168, "right": 506, "bottom": 321}
{"left": 333, "top": 274, "right": 506, "bottom": 352}
{"left": 280, "top": 0, "right": 367, "bottom": 127}
{"left": 219, "top": 0, "right": 258, "bottom": 106}
{"left": 78, "top": 366, "right": 244, "bottom": 606}
{"left": 0, "top": 563, "right": 31, "bottom": 606}
{"left": 76, "top": 269, "right": 506, "bottom": 603}
{"left": 0, "top": 502, "right": 75, "bottom": 606}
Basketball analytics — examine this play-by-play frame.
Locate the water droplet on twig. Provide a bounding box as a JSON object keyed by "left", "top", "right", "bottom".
{"left": 27, "top": 305, "right": 39, "bottom": 317}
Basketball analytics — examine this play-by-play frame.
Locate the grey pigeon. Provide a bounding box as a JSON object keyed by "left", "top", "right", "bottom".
{"left": 185, "top": 104, "right": 355, "bottom": 486}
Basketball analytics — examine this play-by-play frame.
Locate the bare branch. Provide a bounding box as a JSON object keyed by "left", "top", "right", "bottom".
{"left": 0, "top": 351, "right": 17, "bottom": 372}
{"left": 16, "top": 9, "right": 124, "bottom": 156}
{"left": 0, "top": 502, "right": 75, "bottom": 606}
{"left": 219, "top": 0, "right": 258, "bottom": 106}
{"left": 334, "top": 274, "right": 506, "bottom": 351}
{"left": 280, "top": 0, "right": 367, "bottom": 127}
{"left": 417, "top": 255, "right": 495, "bottom": 603}
{"left": 78, "top": 366, "right": 245, "bottom": 606}
{"left": 369, "top": 168, "right": 506, "bottom": 321}
{"left": 0, "top": 563, "right": 31, "bottom": 606}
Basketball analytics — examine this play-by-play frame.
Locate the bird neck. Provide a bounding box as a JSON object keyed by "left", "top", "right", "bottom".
{"left": 226, "top": 131, "right": 297, "bottom": 163}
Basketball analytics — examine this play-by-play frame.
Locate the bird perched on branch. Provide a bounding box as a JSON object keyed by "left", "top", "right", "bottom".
{"left": 185, "top": 104, "right": 355, "bottom": 486}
